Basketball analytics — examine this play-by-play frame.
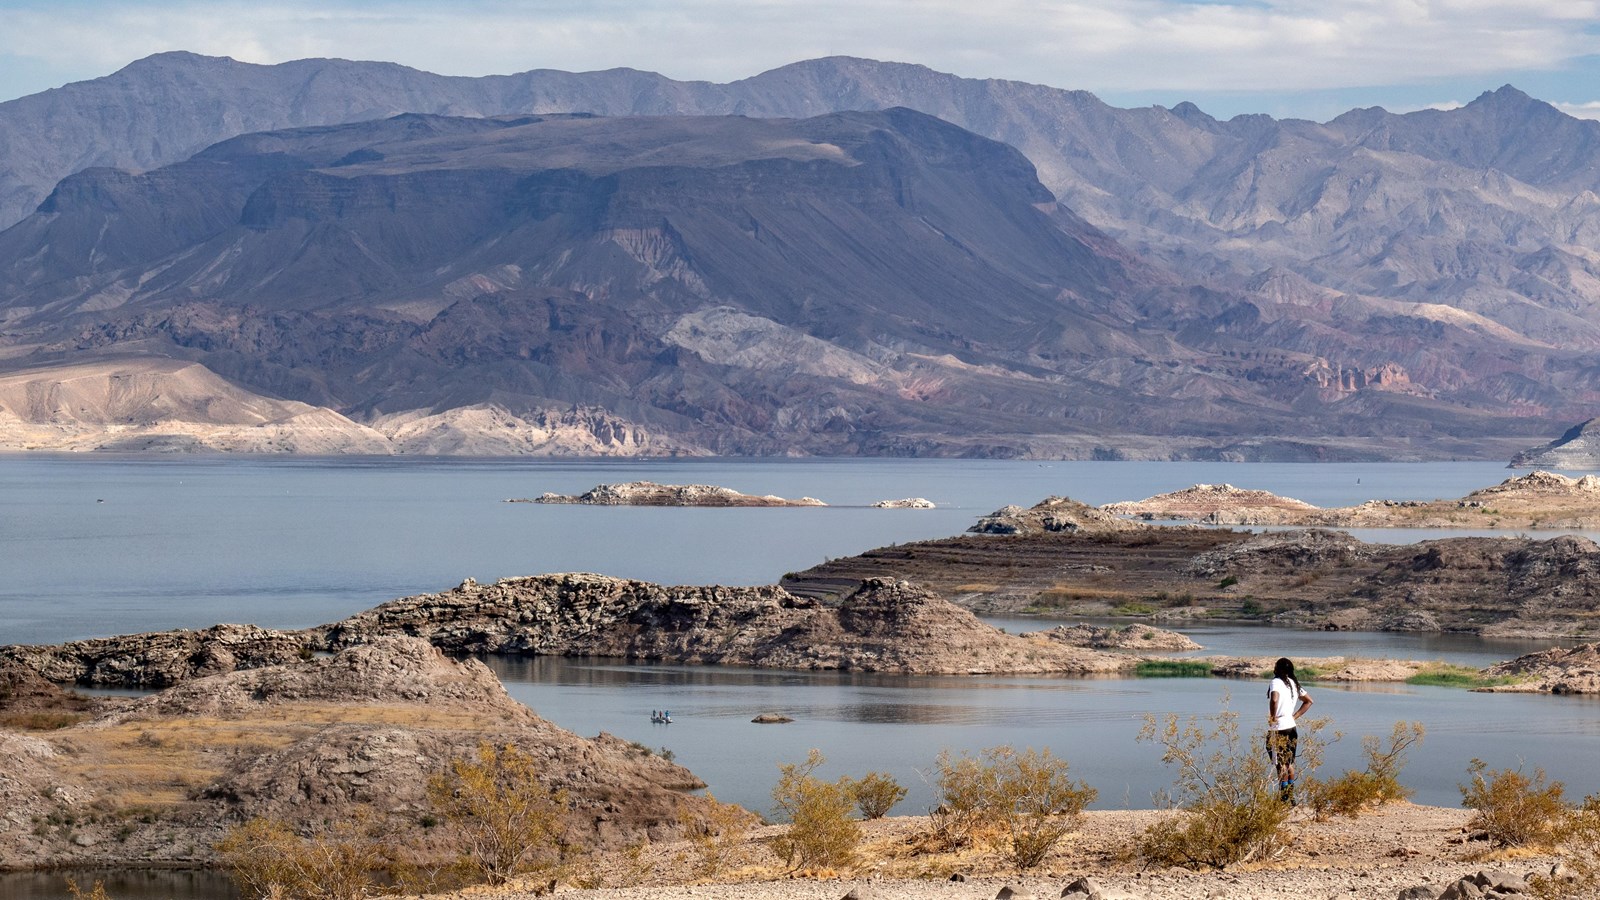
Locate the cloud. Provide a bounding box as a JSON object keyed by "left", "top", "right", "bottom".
{"left": 1, "top": 0, "right": 1598, "bottom": 98}
{"left": 1554, "top": 101, "right": 1600, "bottom": 120}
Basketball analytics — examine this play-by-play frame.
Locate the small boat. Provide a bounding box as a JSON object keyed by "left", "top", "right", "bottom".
{"left": 650, "top": 710, "right": 673, "bottom": 724}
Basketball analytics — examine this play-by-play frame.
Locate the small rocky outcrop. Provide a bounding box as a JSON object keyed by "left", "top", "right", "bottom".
{"left": 751, "top": 713, "right": 794, "bottom": 723}
{"left": 1033, "top": 623, "right": 1201, "bottom": 651}
{"left": 970, "top": 496, "right": 1143, "bottom": 535}
{"left": 1399, "top": 868, "right": 1543, "bottom": 899}
{"left": 0, "top": 623, "right": 312, "bottom": 687}
{"left": 1510, "top": 417, "right": 1600, "bottom": 470}
{"left": 1103, "top": 483, "right": 1318, "bottom": 524}
{"left": 872, "top": 497, "right": 935, "bottom": 508}
{"left": 1184, "top": 529, "right": 1375, "bottom": 579}
{"left": 517, "top": 481, "right": 826, "bottom": 506}
{"left": 1480, "top": 642, "right": 1600, "bottom": 694}
{"left": 322, "top": 574, "right": 1127, "bottom": 675}
{"left": 0, "top": 659, "right": 99, "bottom": 717}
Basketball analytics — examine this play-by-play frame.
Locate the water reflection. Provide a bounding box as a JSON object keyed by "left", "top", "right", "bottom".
{"left": 488, "top": 654, "right": 1600, "bottom": 818}
{"left": 0, "top": 868, "right": 237, "bottom": 900}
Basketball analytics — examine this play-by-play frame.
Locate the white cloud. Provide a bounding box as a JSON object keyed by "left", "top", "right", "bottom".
{"left": 1, "top": 0, "right": 1598, "bottom": 97}
{"left": 1554, "top": 100, "right": 1600, "bottom": 120}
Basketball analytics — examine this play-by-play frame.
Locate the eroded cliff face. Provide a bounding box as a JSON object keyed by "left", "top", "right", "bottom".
{"left": 0, "top": 637, "right": 707, "bottom": 870}
{"left": 1511, "top": 419, "right": 1600, "bottom": 470}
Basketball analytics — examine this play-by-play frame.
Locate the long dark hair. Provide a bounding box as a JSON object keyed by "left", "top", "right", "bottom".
{"left": 1273, "top": 657, "right": 1300, "bottom": 697}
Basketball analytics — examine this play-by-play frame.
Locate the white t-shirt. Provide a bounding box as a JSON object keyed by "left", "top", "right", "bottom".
{"left": 1268, "top": 677, "right": 1302, "bottom": 731}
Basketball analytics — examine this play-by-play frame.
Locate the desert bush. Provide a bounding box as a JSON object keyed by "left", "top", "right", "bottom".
{"left": 426, "top": 742, "right": 573, "bottom": 886}
{"left": 843, "top": 771, "right": 907, "bottom": 820}
{"left": 1136, "top": 702, "right": 1327, "bottom": 869}
{"left": 1306, "top": 721, "right": 1423, "bottom": 819}
{"left": 1460, "top": 758, "right": 1567, "bottom": 848}
{"left": 64, "top": 879, "right": 111, "bottom": 900}
{"left": 1533, "top": 795, "right": 1600, "bottom": 900}
{"left": 989, "top": 747, "right": 1097, "bottom": 870}
{"left": 928, "top": 746, "right": 1096, "bottom": 868}
{"left": 770, "top": 749, "right": 860, "bottom": 870}
{"left": 217, "top": 813, "right": 392, "bottom": 900}
{"left": 681, "top": 792, "right": 758, "bottom": 878}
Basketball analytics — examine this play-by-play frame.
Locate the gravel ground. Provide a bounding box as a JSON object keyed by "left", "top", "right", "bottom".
{"left": 455, "top": 803, "right": 1560, "bottom": 900}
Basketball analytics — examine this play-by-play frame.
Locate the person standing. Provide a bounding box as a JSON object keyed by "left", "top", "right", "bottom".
{"left": 1267, "top": 657, "right": 1313, "bottom": 804}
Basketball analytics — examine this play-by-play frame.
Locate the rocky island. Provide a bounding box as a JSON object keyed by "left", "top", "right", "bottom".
{"left": 515, "top": 482, "right": 826, "bottom": 507}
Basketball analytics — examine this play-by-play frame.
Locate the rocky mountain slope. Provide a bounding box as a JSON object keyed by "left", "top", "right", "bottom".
{"left": 5, "top": 54, "right": 1600, "bottom": 365}
{"left": 3, "top": 54, "right": 1599, "bottom": 453}
{"left": 1511, "top": 418, "right": 1600, "bottom": 470}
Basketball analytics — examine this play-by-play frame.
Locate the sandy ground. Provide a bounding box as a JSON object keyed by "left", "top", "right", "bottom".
{"left": 456, "top": 804, "right": 1558, "bottom": 900}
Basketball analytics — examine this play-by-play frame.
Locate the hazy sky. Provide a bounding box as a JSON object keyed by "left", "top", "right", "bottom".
{"left": 3, "top": 0, "right": 1600, "bottom": 121}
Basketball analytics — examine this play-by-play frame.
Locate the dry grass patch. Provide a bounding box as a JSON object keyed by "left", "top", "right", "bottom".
{"left": 49, "top": 702, "right": 504, "bottom": 808}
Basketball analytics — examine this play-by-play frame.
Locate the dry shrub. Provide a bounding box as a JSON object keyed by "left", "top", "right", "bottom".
{"left": 844, "top": 771, "right": 908, "bottom": 820}
{"left": 1460, "top": 758, "right": 1566, "bottom": 849}
{"left": 216, "top": 813, "right": 393, "bottom": 900}
{"left": 426, "top": 742, "right": 574, "bottom": 887}
{"left": 64, "top": 879, "right": 112, "bottom": 900}
{"left": 682, "top": 792, "right": 758, "bottom": 878}
{"left": 1533, "top": 795, "right": 1600, "bottom": 900}
{"left": 928, "top": 745, "right": 1096, "bottom": 869}
{"left": 1136, "top": 703, "right": 1327, "bottom": 869}
{"left": 770, "top": 749, "right": 860, "bottom": 870}
{"left": 1306, "top": 721, "right": 1423, "bottom": 819}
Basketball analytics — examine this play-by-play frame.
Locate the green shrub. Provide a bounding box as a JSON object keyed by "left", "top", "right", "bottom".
{"left": 1217, "top": 576, "right": 1239, "bottom": 589}
{"left": 1134, "top": 660, "right": 1212, "bottom": 678}
{"left": 843, "top": 771, "right": 907, "bottom": 820}
{"left": 1306, "top": 721, "right": 1422, "bottom": 819}
{"left": 1137, "top": 702, "right": 1326, "bottom": 869}
{"left": 1461, "top": 759, "right": 1567, "bottom": 848}
{"left": 770, "top": 749, "right": 860, "bottom": 870}
{"left": 1405, "top": 663, "right": 1519, "bottom": 689}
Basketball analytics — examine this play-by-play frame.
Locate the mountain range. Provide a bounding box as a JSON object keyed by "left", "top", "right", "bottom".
{"left": 1, "top": 53, "right": 1596, "bottom": 457}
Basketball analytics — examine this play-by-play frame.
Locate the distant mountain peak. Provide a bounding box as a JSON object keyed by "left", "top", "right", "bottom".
{"left": 1467, "top": 84, "right": 1543, "bottom": 111}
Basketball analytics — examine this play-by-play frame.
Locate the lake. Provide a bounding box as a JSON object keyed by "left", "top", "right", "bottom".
{"left": 3, "top": 456, "right": 1599, "bottom": 899}
{"left": 1, "top": 455, "right": 1582, "bottom": 646}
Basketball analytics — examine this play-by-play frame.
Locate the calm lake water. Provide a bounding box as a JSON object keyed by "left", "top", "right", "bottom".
{"left": 2, "top": 456, "right": 1599, "bottom": 899}
{"left": 1, "top": 455, "right": 1583, "bottom": 645}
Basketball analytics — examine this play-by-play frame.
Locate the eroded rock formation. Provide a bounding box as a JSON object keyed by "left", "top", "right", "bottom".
{"left": 520, "top": 481, "right": 825, "bottom": 507}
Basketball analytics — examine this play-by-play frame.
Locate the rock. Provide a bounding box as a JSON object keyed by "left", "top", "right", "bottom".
{"left": 523, "top": 482, "right": 826, "bottom": 507}
{"left": 0, "top": 623, "right": 312, "bottom": 688}
{"left": 1397, "top": 886, "right": 1438, "bottom": 899}
{"left": 949, "top": 873, "right": 968, "bottom": 882}
{"left": 1062, "top": 876, "right": 1104, "bottom": 899}
{"left": 840, "top": 889, "right": 879, "bottom": 900}
{"left": 1471, "top": 870, "right": 1528, "bottom": 893}
{"left": 751, "top": 713, "right": 794, "bottom": 724}
{"left": 969, "top": 497, "right": 1144, "bottom": 536}
{"left": 1481, "top": 642, "right": 1600, "bottom": 695}
{"left": 996, "top": 887, "right": 1034, "bottom": 900}
{"left": 324, "top": 573, "right": 1127, "bottom": 676}
{"left": 1034, "top": 623, "right": 1201, "bottom": 652}
{"left": 1102, "top": 483, "right": 1319, "bottom": 524}
{"left": 872, "top": 497, "right": 935, "bottom": 509}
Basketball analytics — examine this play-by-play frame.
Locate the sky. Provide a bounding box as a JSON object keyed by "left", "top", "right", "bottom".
{"left": 3, "top": 0, "right": 1600, "bottom": 121}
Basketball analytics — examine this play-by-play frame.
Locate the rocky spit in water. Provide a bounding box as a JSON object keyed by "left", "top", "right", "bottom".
{"left": 786, "top": 494, "right": 1600, "bottom": 640}
{"left": 514, "top": 481, "right": 826, "bottom": 507}
{"left": 1511, "top": 418, "right": 1600, "bottom": 470}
